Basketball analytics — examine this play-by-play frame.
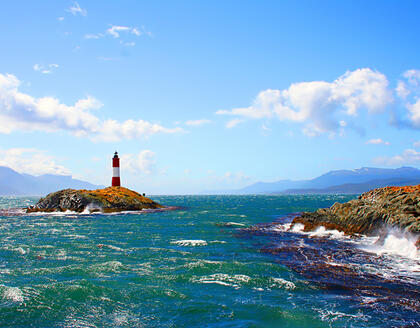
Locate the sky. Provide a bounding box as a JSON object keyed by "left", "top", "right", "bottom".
{"left": 0, "top": 0, "right": 419, "bottom": 194}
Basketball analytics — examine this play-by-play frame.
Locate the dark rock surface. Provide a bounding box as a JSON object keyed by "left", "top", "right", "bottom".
{"left": 27, "top": 186, "right": 163, "bottom": 213}
{"left": 292, "top": 184, "right": 420, "bottom": 237}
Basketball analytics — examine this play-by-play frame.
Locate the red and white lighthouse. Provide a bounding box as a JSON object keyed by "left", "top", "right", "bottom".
{"left": 112, "top": 151, "right": 121, "bottom": 187}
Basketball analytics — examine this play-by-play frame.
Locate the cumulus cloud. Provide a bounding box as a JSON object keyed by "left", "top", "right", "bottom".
{"left": 121, "top": 150, "right": 156, "bottom": 175}
{"left": 33, "top": 64, "right": 59, "bottom": 74}
{"left": 395, "top": 69, "right": 420, "bottom": 129}
{"left": 374, "top": 149, "right": 420, "bottom": 166}
{"left": 185, "top": 119, "right": 211, "bottom": 126}
{"left": 217, "top": 68, "right": 392, "bottom": 135}
{"left": 406, "top": 99, "right": 420, "bottom": 128}
{"left": 67, "top": 2, "right": 87, "bottom": 16}
{"left": 0, "top": 148, "right": 70, "bottom": 176}
{"left": 366, "top": 138, "right": 390, "bottom": 146}
{"left": 0, "top": 73, "right": 183, "bottom": 141}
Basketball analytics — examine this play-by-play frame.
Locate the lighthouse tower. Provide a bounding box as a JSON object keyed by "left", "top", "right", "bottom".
{"left": 112, "top": 151, "right": 121, "bottom": 187}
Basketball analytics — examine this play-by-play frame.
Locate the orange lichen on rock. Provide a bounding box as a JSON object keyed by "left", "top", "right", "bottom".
{"left": 81, "top": 186, "right": 157, "bottom": 205}
{"left": 292, "top": 184, "right": 420, "bottom": 238}
{"left": 27, "top": 186, "right": 163, "bottom": 213}
{"left": 382, "top": 184, "right": 420, "bottom": 193}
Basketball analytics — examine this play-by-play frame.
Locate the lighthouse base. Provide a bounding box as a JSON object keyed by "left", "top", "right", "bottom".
{"left": 112, "top": 177, "right": 121, "bottom": 187}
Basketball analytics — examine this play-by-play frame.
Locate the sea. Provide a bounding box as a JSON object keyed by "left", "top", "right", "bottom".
{"left": 0, "top": 195, "right": 419, "bottom": 328}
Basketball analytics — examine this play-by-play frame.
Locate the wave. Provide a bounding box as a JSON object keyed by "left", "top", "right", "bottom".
{"left": 191, "top": 273, "right": 251, "bottom": 289}
{"left": 0, "top": 285, "right": 24, "bottom": 303}
{"left": 171, "top": 240, "right": 207, "bottom": 246}
{"left": 361, "top": 229, "right": 419, "bottom": 261}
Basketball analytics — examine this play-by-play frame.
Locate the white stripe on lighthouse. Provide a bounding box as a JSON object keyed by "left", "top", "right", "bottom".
{"left": 113, "top": 167, "right": 120, "bottom": 177}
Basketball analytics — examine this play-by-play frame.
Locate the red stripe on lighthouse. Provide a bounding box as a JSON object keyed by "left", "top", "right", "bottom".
{"left": 112, "top": 151, "right": 121, "bottom": 187}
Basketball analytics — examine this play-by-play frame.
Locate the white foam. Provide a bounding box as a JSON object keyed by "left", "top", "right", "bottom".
{"left": 185, "top": 260, "right": 222, "bottom": 269}
{"left": 14, "top": 247, "right": 27, "bottom": 255}
{"left": 271, "top": 223, "right": 291, "bottom": 232}
{"left": 1, "top": 286, "right": 24, "bottom": 302}
{"left": 290, "top": 223, "right": 305, "bottom": 233}
{"left": 97, "top": 244, "right": 125, "bottom": 252}
{"left": 363, "top": 232, "right": 419, "bottom": 260}
{"left": 171, "top": 240, "right": 207, "bottom": 246}
{"left": 191, "top": 273, "right": 251, "bottom": 289}
{"left": 270, "top": 277, "right": 296, "bottom": 290}
{"left": 309, "top": 226, "right": 346, "bottom": 239}
{"left": 225, "top": 222, "right": 246, "bottom": 227}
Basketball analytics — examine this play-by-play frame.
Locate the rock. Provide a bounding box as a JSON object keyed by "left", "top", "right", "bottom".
{"left": 26, "top": 186, "right": 163, "bottom": 213}
{"left": 292, "top": 184, "right": 420, "bottom": 237}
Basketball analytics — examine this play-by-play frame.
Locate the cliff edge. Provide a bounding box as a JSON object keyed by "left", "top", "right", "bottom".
{"left": 27, "top": 186, "right": 163, "bottom": 213}
{"left": 292, "top": 184, "right": 420, "bottom": 237}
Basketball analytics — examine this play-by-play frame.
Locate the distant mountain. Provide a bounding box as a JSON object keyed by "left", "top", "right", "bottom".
{"left": 281, "top": 177, "right": 420, "bottom": 194}
{"left": 207, "top": 167, "right": 420, "bottom": 194}
{"left": 0, "top": 166, "right": 104, "bottom": 196}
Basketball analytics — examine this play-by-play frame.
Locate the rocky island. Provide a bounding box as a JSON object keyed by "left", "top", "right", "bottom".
{"left": 27, "top": 186, "right": 163, "bottom": 213}
{"left": 292, "top": 184, "right": 420, "bottom": 243}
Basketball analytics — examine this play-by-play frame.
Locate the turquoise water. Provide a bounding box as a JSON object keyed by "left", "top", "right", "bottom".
{"left": 0, "top": 195, "right": 419, "bottom": 327}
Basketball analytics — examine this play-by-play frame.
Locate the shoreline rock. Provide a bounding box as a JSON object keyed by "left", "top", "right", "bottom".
{"left": 26, "top": 186, "right": 163, "bottom": 213}
{"left": 291, "top": 184, "right": 420, "bottom": 244}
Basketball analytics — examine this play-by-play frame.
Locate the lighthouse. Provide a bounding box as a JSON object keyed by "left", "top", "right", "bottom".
{"left": 112, "top": 151, "right": 121, "bottom": 187}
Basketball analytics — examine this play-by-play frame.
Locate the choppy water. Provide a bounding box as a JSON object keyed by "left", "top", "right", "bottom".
{"left": 0, "top": 195, "right": 419, "bottom": 327}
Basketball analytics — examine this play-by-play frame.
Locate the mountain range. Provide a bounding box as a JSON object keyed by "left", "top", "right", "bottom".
{"left": 0, "top": 166, "right": 103, "bottom": 196}
{"left": 206, "top": 167, "right": 420, "bottom": 194}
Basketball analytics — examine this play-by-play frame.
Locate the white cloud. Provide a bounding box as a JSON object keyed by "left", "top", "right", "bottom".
{"left": 226, "top": 118, "right": 244, "bottom": 128}
{"left": 185, "top": 119, "right": 211, "bottom": 126}
{"left": 0, "top": 148, "right": 70, "bottom": 176}
{"left": 84, "top": 33, "right": 103, "bottom": 39}
{"left": 217, "top": 68, "right": 392, "bottom": 135}
{"left": 224, "top": 171, "right": 250, "bottom": 182}
{"left": 406, "top": 98, "right": 420, "bottom": 128}
{"left": 366, "top": 138, "right": 390, "bottom": 146}
{"left": 33, "top": 64, "right": 59, "bottom": 74}
{"left": 396, "top": 80, "right": 410, "bottom": 99}
{"left": 95, "top": 119, "right": 183, "bottom": 142}
{"left": 106, "top": 25, "right": 144, "bottom": 38}
{"left": 261, "top": 123, "right": 271, "bottom": 132}
{"left": 58, "top": 16, "right": 64, "bottom": 21}
{"left": 414, "top": 140, "right": 420, "bottom": 148}
{"left": 395, "top": 69, "right": 420, "bottom": 129}
{"left": 374, "top": 149, "right": 420, "bottom": 166}
{"left": 84, "top": 25, "right": 151, "bottom": 45}
{"left": 67, "top": 2, "right": 87, "bottom": 16}
{"left": 403, "top": 69, "right": 420, "bottom": 86}
{"left": 0, "top": 73, "right": 183, "bottom": 141}
{"left": 121, "top": 150, "right": 156, "bottom": 175}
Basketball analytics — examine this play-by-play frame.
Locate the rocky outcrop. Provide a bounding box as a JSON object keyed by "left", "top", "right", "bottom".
{"left": 27, "top": 186, "right": 163, "bottom": 213}
{"left": 292, "top": 184, "right": 420, "bottom": 237}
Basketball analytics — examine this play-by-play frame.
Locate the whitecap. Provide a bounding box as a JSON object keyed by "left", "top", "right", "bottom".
{"left": 191, "top": 273, "right": 251, "bottom": 289}
{"left": 1, "top": 286, "right": 24, "bottom": 302}
{"left": 270, "top": 277, "right": 296, "bottom": 290}
{"left": 309, "top": 226, "right": 346, "bottom": 239}
{"left": 290, "top": 223, "right": 305, "bottom": 233}
{"left": 171, "top": 240, "right": 207, "bottom": 246}
{"left": 362, "top": 231, "right": 419, "bottom": 260}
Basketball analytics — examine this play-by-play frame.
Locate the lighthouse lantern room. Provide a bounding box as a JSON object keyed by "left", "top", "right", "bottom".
{"left": 112, "top": 151, "right": 121, "bottom": 187}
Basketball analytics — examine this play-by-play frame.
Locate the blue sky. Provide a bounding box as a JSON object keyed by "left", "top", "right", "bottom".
{"left": 0, "top": 0, "right": 419, "bottom": 194}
